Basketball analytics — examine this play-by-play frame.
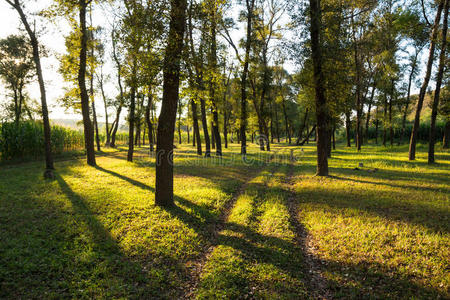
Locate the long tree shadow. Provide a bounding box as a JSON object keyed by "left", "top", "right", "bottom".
{"left": 330, "top": 173, "right": 450, "bottom": 194}
{"left": 94, "top": 165, "right": 155, "bottom": 192}
{"left": 55, "top": 175, "right": 183, "bottom": 298}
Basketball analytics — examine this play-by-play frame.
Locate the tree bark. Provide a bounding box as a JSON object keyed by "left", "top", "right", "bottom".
{"left": 145, "top": 93, "right": 154, "bottom": 152}
{"left": 99, "top": 72, "right": 110, "bottom": 146}
{"left": 127, "top": 81, "right": 136, "bottom": 162}
{"left": 428, "top": 0, "right": 448, "bottom": 163}
{"left": 191, "top": 99, "right": 202, "bottom": 155}
{"left": 400, "top": 52, "right": 419, "bottom": 145}
{"left": 10, "top": 0, "right": 54, "bottom": 176}
{"left": 281, "top": 96, "right": 291, "bottom": 144}
{"left": 345, "top": 111, "right": 351, "bottom": 147}
{"left": 200, "top": 97, "right": 211, "bottom": 157}
{"left": 155, "top": 0, "right": 187, "bottom": 207}
{"left": 409, "top": 0, "right": 444, "bottom": 160}
{"left": 110, "top": 29, "right": 124, "bottom": 148}
{"left": 310, "top": 0, "right": 328, "bottom": 176}
{"left": 78, "top": 0, "right": 96, "bottom": 166}
{"left": 240, "top": 0, "right": 255, "bottom": 155}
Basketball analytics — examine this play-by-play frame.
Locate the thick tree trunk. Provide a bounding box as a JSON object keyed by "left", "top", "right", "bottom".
{"left": 155, "top": 0, "right": 187, "bottom": 207}
{"left": 428, "top": 0, "right": 448, "bottom": 163}
{"left": 310, "top": 0, "right": 328, "bottom": 176}
{"left": 11, "top": 0, "right": 54, "bottom": 176}
{"left": 409, "top": 0, "right": 444, "bottom": 160}
{"left": 78, "top": 0, "right": 96, "bottom": 166}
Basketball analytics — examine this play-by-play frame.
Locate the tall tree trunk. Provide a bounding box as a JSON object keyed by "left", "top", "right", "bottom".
{"left": 145, "top": 93, "right": 154, "bottom": 152}
{"left": 383, "top": 93, "right": 387, "bottom": 146}
{"left": 10, "top": 0, "right": 54, "bottom": 176}
{"left": 240, "top": 0, "right": 255, "bottom": 155}
{"left": 428, "top": 0, "right": 448, "bottom": 163}
{"left": 211, "top": 121, "right": 216, "bottom": 149}
{"left": 92, "top": 96, "right": 101, "bottom": 151}
{"left": 89, "top": 7, "right": 100, "bottom": 152}
{"left": 400, "top": 53, "right": 418, "bottom": 145}
{"left": 310, "top": 0, "right": 328, "bottom": 176}
{"left": 352, "top": 13, "right": 362, "bottom": 151}
{"left": 389, "top": 81, "right": 394, "bottom": 146}
{"left": 110, "top": 29, "right": 124, "bottom": 148}
{"left": 127, "top": 83, "right": 136, "bottom": 162}
{"left": 345, "top": 111, "right": 351, "bottom": 147}
{"left": 191, "top": 99, "right": 202, "bottom": 155}
{"left": 365, "top": 84, "right": 375, "bottom": 142}
{"left": 155, "top": 0, "right": 187, "bottom": 207}
{"left": 223, "top": 110, "right": 228, "bottom": 148}
{"left": 409, "top": 0, "right": 444, "bottom": 160}
{"left": 200, "top": 98, "right": 211, "bottom": 157}
{"left": 99, "top": 73, "right": 110, "bottom": 146}
{"left": 209, "top": 10, "right": 222, "bottom": 156}
{"left": 375, "top": 106, "right": 379, "bottom": 144}
{"left": 275, "top": 102, "right": 280, "bottom": 142}
{"left": 78, "top": 0, "right": 96, "bottom": 166}
{"left": 178, "top": 97, "right": 182, "bottom": 144}
{"left": 281, "top": 97, "right": 291, "bottom": 144}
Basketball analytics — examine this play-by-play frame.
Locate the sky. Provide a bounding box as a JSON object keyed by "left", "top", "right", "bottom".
{"left": 0, "top": 0, "right": 428, "bottom": 124}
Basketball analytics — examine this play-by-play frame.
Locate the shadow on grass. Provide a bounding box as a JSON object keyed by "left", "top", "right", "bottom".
{"left": 94, "top": 165, "right": 155, "bottom": 192}
{"left": 55, "top": 175, "right": 179, "bottom": 298}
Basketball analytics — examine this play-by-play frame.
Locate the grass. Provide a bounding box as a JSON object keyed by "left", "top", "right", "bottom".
{"left": 291, "top": 143, "right": 449, "bottom": 299}
{"left": 0, "top": 142, "right": 448, "bottom": 299}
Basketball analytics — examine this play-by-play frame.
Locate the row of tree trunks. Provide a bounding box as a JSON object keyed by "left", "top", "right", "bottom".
{"left": 409, "top": 0, "right": 444, "bottom": 160}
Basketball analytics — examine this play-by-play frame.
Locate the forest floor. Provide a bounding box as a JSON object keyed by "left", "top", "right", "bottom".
{"left": 0, "top": 142, "right": 449, "bottom": 299}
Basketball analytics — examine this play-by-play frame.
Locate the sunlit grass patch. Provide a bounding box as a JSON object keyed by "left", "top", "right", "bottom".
{"left": 292, "top": 144, "right": 450, "bottom": 299}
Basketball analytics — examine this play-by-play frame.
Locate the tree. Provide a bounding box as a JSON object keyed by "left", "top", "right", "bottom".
{"left": 428, "top": 0, "right": 448, "bottom": 163}
{"left": 155, "top": 0, "right": 188, "bottom": 207}
{"left": 0, "top": 34, "right": 34, "bottom": 124}
{"left": 4, "top": 0, "right": 54, "bottom": 177}
{"left": 309, "top": 0, "right": 329, "bottom": 176}
{"left": 409, "top": 0, "right": 444, "bottom": 160}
